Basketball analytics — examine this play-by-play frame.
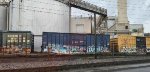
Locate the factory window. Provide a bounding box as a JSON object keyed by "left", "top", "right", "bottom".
{"left": 76, "top": 24, "right": 84, "bottom": 33}
{"left": 125, "top": 26, "right": 128, "bottom": 29}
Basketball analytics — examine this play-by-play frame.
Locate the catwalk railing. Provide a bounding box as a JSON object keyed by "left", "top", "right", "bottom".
{"left": 55, "top": 0, "right": 107, "bottom": 16}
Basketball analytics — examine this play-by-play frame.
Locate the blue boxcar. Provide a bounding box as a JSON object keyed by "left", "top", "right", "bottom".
{"left": 87, "top": 34, "right": 110, "bottom": 53}
{"left": 42, "top": 32, "right": 110, "bottom": 54}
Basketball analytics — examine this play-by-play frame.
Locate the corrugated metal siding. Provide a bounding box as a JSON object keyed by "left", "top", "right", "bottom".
{"left": 96, "top": 34, "right": 110, "bottom": 52}
{"left": 86, "top": 34, "right": 92, "bottom": 53}
{"left": 0, "top": 6, "right": 7, "bottom": 31}
{"left": 9, "top": 0, "right": 69, "bottom": 35}
{"left": 88, "top": 35, "right": 95, "bottom": 53}
{"left": 110, "top": 38, "right": 119, "bottom": 52}
{"left": 110, "top": 35, "right": 137, "bottom": 53}
{"left": 118, "top": 35, "right": 136, "bottom": 49}
{"left": 136, "top": 37, "right": 146, "bottom": 53}
{"left": 146, "top": 37, "right": 150, "bottom": 52}
{"left": 146, "top": 37, "right": 150, "bottom": 49}
{"left": 42, "top": 32, "right": 110, "bottom": 54}
{"left": 136, "top": 37, "right": 146, "bottom": 48}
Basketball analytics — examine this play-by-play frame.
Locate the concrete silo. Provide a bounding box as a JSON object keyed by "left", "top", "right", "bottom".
{"left": 0, "top": 6, "right": 7, "bottom": 31}
{"left": 9, "top": 0, "right": 70, "bottom": 52}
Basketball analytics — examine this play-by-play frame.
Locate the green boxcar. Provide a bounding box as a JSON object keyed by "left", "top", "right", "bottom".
{"left": 2, "top": 31, "right": 34, "bottom": 52}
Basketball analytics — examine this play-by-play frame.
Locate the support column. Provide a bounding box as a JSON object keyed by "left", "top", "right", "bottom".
{"left": 94, "top": 13, "right": 97, "bottom": 59}
{"left": 6, "top": 6, "right": 10, "bottom": 31}
{"left": 69, "top": 5, "right": 71, "bottom": 33}
{"left": 90, "top": 15, "right": 93, "bottom": 34}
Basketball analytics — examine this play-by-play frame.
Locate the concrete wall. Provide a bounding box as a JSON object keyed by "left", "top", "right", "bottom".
{"left": 130, "top": 24, "right": 144, "bottom": 36}
{"left": 71, "top": 16, "right": 117, "bottom": 34}
{"left": 71, "top": 17, "right": 92, "bottom": 33}
{"left": 129, "top": 24, "right": 144, "bottom": 33}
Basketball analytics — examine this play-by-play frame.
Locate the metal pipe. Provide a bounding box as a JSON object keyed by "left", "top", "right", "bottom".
{"left": 113, "top": 43, "right": 115, "bottom": 57}
{"left": 6, "top": 5, "right": 10, "bottom": 31}
{"left": 18, "top": 0, "right": 22, "bottom": 30}
{"left": 68, "top": 4, "right": 71, "bottom": 54}
{"left": 7, "top": 0, "right": 14, "bottom": 31}
{"left": 94, "top": 13, "right": 97, "bottom": 59}
{"left": 69, "top": 4, "right": 71, "bottom": 33}
{"left": 90, "top": 15, "right": 93, "bottom": 34}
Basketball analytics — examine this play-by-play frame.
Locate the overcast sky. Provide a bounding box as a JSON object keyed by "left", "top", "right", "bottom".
{"left": 72, "top": 0, "right": 150, "bottom": 33}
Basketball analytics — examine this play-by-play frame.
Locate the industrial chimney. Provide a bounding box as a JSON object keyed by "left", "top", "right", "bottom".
{"left": 116, "top": 0, "right": 129, "bottom": 32}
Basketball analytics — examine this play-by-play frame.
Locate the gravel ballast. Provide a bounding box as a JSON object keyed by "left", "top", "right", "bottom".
{"left": 1, "top": 56, "right": 150, "bottom": 71}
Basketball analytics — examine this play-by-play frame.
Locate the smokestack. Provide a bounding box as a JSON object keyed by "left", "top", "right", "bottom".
{"left": 118, "top": 0, "right": 128, "bottom": 23}
{"left": 117, "top": 0, "right": 129, "bottom": 31}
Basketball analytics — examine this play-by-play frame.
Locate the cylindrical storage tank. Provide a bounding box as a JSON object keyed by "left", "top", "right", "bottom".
{"left": 9, "top": 0, "right": 70, "bottom": 52}
{"left": 0, "top": 6, "right": 7, "bottom": 31}
{"left": 9, "top": 0, "right": 69, "bottom": 34}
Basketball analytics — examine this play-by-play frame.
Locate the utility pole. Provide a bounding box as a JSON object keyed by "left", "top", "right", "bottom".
{"left": 94, "top": 13, "right": 97, "bottom": 59}
{"left": 90, "top": 14, "right": 93, "bottom": 33}
{"left": 112, "top": 43, "right": 115, "bottom": 57}
{"left": 6, "top": 2, "right": 11, "bottom": 31}
{"left": 69, "top": 3, "right": 71, "bottom": 33}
